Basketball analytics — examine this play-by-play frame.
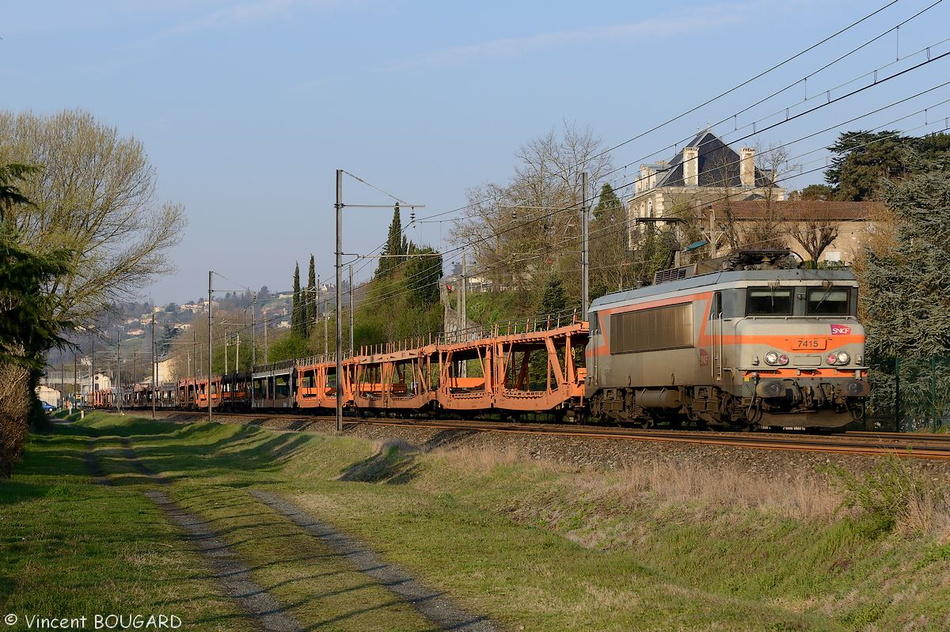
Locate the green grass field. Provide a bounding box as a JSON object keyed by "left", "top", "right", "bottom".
{"left": 2, "top": 412, "right": 950, "bottom": 631}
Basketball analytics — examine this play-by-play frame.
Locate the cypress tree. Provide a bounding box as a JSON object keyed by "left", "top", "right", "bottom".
{"left": 291, "top": 262, "right": 304, "bottom": 337}
{"left": 306, "top": 254, "right": 316, "bottom": 337}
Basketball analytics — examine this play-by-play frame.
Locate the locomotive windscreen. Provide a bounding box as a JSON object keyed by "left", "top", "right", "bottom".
{"left": 806, "top": 287, "right": 851, "bottom": 315}
{"left": 746, "top": 288, "right": 793, "bottom": 315}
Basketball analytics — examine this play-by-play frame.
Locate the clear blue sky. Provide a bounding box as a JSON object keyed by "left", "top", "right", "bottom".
{"left": 2, "top": 0, "right": 948, "bottom": 304}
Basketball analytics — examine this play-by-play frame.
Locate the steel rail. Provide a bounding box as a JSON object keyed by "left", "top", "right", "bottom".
{"left": 156, "top": 411, "right": 950, "bottom": 461}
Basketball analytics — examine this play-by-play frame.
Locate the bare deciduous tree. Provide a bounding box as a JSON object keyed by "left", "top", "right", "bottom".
{"left": 786, "top": 210, "right": 840, "bottom": 264}
{"left": 738, "top": 143, "right": 788, "bottom": 250}
{"left": 0, "top": 109, "right": 186, "bottom": 322}
{"left": 452, "top": 121, "right": 612, "bottom": 303}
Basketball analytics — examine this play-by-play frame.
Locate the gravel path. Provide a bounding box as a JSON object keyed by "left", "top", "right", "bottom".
{"left": 251, "top": 489, "right": 500, "bottom": 632}
{"left": 86, "top": 437, "right": 304, "bottom": 632}
{"left": 145, "top": 490, "right": 303, "bottom": 632}
{"left": 86, "top": 428, "right": 500, "bottom": 632}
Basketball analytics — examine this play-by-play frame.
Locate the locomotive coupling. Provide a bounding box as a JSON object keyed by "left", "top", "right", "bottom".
{"left": 755, "top": 379, "right": 789, "bottom": 399}
{"left": 844, "top": 380, "right": 870, "bottom": 397}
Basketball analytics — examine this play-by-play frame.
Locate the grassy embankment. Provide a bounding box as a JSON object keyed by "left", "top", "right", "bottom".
{"left": 2, "top": 412, "right": 950, "bottom": 631}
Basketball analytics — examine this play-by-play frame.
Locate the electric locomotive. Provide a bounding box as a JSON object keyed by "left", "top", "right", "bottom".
{"left": 585, "top": 250, "right": 869, "bottom": 430}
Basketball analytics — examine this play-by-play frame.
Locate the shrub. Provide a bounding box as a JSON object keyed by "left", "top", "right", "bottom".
{"left": 827, "top": 457, "right": 948, "bottom": 538}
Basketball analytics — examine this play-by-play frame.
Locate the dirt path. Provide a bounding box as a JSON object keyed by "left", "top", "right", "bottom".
{"left": 251, "top": 490, "right": 499, "bottom": 632}
{"left": 86, "top": 438, "right": 304, "bottom": 632}
{"left": 145, "top": 489, "right": 304, "bottom": 632}
{"left": 86, "top": 435, "right": 500, "bottom": 631}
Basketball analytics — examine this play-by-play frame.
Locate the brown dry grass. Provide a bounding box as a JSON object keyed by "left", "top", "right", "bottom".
{"left": 437, "top": 443, "right": 950, "bottom": 541}
{"left": 440, "top": 444, "right": 844, "bottom": 520}
{"left": 895, "top": 477, "right": 950, "bottom": 541}
{"left": 609, "top": 462, "right": 843, "bottom": 519}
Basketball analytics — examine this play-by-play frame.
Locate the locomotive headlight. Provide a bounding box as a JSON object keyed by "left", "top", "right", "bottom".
{"left": 827, "top": 351, "right": 851, "bottom": 366}
{"left": 764, "top": 351, "right": 789, "bottom": 366}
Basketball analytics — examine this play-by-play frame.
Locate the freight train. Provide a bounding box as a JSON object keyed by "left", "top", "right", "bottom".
{"left": 100, "top": 250, "right": 869, "bottom": 431}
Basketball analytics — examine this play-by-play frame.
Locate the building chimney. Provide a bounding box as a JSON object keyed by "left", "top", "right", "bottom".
{"left": 683, "top": 147, "right": 699, "bottom": 187}
{"left": 740, "top": 147, "right": 755, "bottom": 187}
{"left": 638, "top": 165, "right": 655, "bottom": 193}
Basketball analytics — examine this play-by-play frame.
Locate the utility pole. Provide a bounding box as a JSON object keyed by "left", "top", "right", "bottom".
{"left": 323, "top": 299, "right": 329, "bottom": 355}
{"left": 116, "top": 327, "right": 122, "bottom": 413}
{"left": 459, "top": 253, "right": 468, "bottom": 376}
{"left": 335, "top": 169, "right": 344, "bottom": 433}
{"left": 151, "top": 311, "right": 156, "bottom": 418}
{"left": 333, "top": 168, "right": 424, "bottom": 432}
{"left": 235, "top": 334, "right": 240, "bottom": 371}
{"left": 73, "top": 351, "right": 78, "bottom": 409}
{"left": 251, "top": 294, "right": 257, "bottom": 367}
{"left": 348, "top": 264, "right": 354, "bottom": 356}
{"left": 459, "top": 253, "right": 467, "bottom": 342}
{"left": 581, "top": 171, "right": 589, "bottom": 322}
{"left": 208, "top": 270, "right": 213, "bottom": 423}
{"left": 91, "top": 337, "right": 95, "bottom": 401}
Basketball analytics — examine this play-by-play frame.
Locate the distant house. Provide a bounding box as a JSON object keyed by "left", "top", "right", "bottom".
{"left": 90, "top": 372, "right": 112, "bottom": 393}
{"left": 628, "top": 130, "right": 785, "bottom": 245}
{"left": 36, "top": 385, "right": 61, "bottom": 407}
{"left": 158, "top": 357, "right": 177, "bottom": 384}
{"left": 706, "top": 200, "right": 882, "bottom": 264}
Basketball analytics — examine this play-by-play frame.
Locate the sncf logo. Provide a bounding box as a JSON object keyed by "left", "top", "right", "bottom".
{"left": 831, "top": 324, "right": 852, "bottom": 335}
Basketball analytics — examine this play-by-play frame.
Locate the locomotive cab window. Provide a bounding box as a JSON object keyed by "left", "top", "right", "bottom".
{"left": 746, "top": 288, "right": 793, "bottom": 316}
{"left": 806, "top": 287, "right": 851, "bottom": 315}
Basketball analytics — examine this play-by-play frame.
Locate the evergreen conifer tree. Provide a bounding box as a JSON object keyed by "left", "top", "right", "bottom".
{"left": 376, "top": 203, "right": 410, "bottom": 278}
{"left": 540, "top": 276, "right": 567, "bottom": 316}
{"left": 291, "top": 262, "right": 304, "bottom": 337}
{"left": 592, "top": 182, "right": 622, "bottom": 220}
{"left": 306, "top": 255, "right": 316, "bottom": 337}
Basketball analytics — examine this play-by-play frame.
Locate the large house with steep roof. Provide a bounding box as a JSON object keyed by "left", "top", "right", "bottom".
{"left": 627, "top": 130, "right": 785, "bottom": 239}
{"left": 625, "top": 129, "right": 882, "bottom": 264}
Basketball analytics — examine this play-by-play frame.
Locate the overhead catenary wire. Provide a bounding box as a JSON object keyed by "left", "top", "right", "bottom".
{"left": 288, "top": 2, "right": 949, "bottom": 320}
{"left": 408, "top": 0, "right": 913, "bottom": 233}
{"left": 354, "top": 108, "right": 950, "bottom": 312}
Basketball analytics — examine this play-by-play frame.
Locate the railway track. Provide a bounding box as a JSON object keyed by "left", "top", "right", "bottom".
{"left": 145, "top": 410, "right": 950, "bottom": 461}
